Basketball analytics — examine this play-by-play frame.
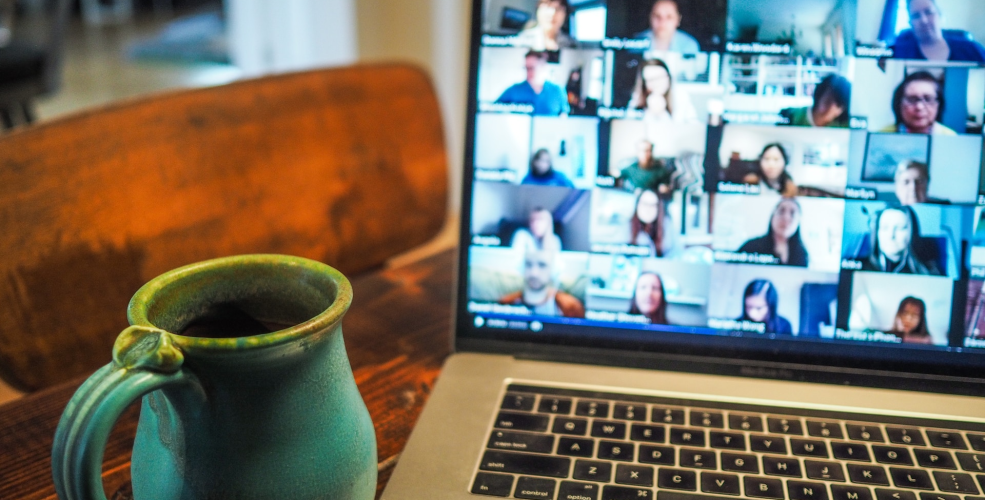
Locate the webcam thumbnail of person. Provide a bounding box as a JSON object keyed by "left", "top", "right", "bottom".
{"left": 471, "top": 181, "right": 592, "bottom": 253}
{"left": 481, "top": 0, "right": 609, "bottom": 49}
{"left": 725, "top": 0, "right": 855, "bottom": 57}
{"left": 477, "top": 47, "right": 606, "bottom": 116}
{"left": 846, "top": 271, "right": 952, "bottom": 346}
{"left": 605, "top": 52, "right": 725, "bottom": 124}
{"left": 854, "top": 0, "right": 985, "bottom": 62}
{"left": 604, "top": 0, "right": 727, "bottom": 54}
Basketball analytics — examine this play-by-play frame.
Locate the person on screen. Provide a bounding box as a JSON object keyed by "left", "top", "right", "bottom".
{"left": 634, "top": 0, "right": 700, "bottom": 54}
{"left": 894, "top": 160, "right": 946, "bottom": 205}
{"left": 617, "top": 139, "right": 673, "bottom": 193}
{"left": 888, "top": 296, "right": 934, "bottom": 345}
{"left": 737, "top": 198, "right": 809, "bottom": 267}
{"left": 629, "top": 59, "right": 697, "bottom": 122}
{"left": 521, "top": 149, "right": 574, "bottom": 187}
{"left": 880, "top": 72, "right": 956, "bottom": 135}
{"left": 629, "top": 272, "right": 668, "bottom": 325}
{"left": 511, "top": 206, "right": 563, "bottom": 254}
{"left": 496, "top": 50, "right": 570, "bottom": 116}
{"left": 862, "top": 206, "right": 942, "bottom": 275}
{"left": 754, "top": 143, "right": 798, "bottom": 197}
{"left": 498, "top": 249, "right": 585, "bottom": 318}
{"left": 630, "top": 189, "right": 665, "bottom": 257}
{"left": 737, "top": 279, "right": 793, "bottom": 335}
{"left": 892, "top": 0, "right": 985, "bottom": 62}
{"left": 516, "top": 0, "right": 575, "bottom": 51}
{"left": 779, "top": 74, "right": 852, "bottom": 128}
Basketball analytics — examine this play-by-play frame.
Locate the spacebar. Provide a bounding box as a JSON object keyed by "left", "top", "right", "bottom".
{"left": 658, "top": 491, "right": 739, "bottom": 500}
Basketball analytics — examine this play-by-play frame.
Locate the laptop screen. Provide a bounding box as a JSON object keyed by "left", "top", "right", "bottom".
{"left": 457, "top": 0, "right": 985, "bottom": 380}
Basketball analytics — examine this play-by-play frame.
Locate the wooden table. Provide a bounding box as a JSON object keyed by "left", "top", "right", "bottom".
{"left": 0, "top": 248, "right": 456, "bottom": 500}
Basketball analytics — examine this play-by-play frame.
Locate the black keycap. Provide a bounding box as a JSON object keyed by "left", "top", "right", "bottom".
{"left": 807, "top": 420, "right": 844, "bottom": 439}
{"left": 488, "top": 430, "right": 555, "bottom": 454}
{"left": 658, "top": 469, "right": 697, "bottom": 491}
{"left": 592, "top": 420, "right": 627, "bottom": 439}
{"left": 710, "top": 432, "right": 746, "bottom": 450}
{"left": 616, "top": 464, "right": 655, "bottom": 487}
{"left": 559, "top": 481, "right": 600, "bottom": 500}
{"left": 680, "top": 448, "right": 717, "bottom": 469}
{"left": 576, "top": 400, "right": 610, "bottom": 418}
{"left": 495, "top": 412, "right": 550, "bottom": 432}
{"left": 729, "top": 414, "right": 764, "bottom": 432}
{"left": 472, "top": 472, "right": 515, "bottom": 497}
{"left": 968, "top": 434, "right": 985, "bottom": 452}
{"left": 502, "top": 393, "right": 536, "bottom": 412}
{"left": 763, "top": 456, "right": 802, "bottom": 477}
{"left": 750, "top": 434, "right": 787, "bottom": 454}
{"left": 767, "top": 417, "right": 804, "bottom": 435}
{"left": 603, "top": 485, "right": 654, "bottom": 500}
{"left": 958, "top": 452, "right": 985, "bottom": 472}
{"left": 805, "top": 460, "right": 846, "bottom": 481}
{"left": 639, "top": 445, "right": 675, "bottom": 465}
{"left": 847, "top": 424, "right": 885, "bottom": 443}
{"left": 613, "top": 404, "right": 647, "bottom": 421}
{"left": 832, "top": 442, "right": 872, "bottom": 462}
{"left": 538, "top": 397, "right": 573, "bottom": 415}
{"left": 479, "top": 450, "right": 570, "bottom": 478}
{"left": 744, "top": 477, "right": 784, "bottom": 499}
{"left": 791, "top": 439, "right": 829, "bottom": 458}
{"left": 875, "top": 489, "right": 917, "bottom": 500}
{"left": 558, "top": 437, "right": 595, "bottom": 458}
{"left": 690, "top": 411, "right": 724, "bottom": 429}
{"left": 631, "top": 424, "right": 666, "bottom": 443}
{"left": 889, "top": 467, "right": 934, "bottom": 489}
{"left": 914, "top": 448, "right": 957, "bottom": 469}
{"left": 933, "top": 471, "right": 981, "bottom": 493}
{"left": 670, "top": 428, "right": 706, "bottom": 447}
{"left": 721, "top": 452, "right": 759, "bottom": 473}
{"left": 848, "top": 464, "right": 890, "bottom": 485}
{"left": 652, "top": 407, "right": 685, "bottom": 425}
{"left": 873, "top": 446, "right": 913, "bottom": 465}
{"left": 918, "top": 493, "right": 960, "bottom": 500}
{"left": 886, "top": 427, "right": 926, "bottom": 446}
{"left": 927, "top": 431, "right": 968, "bottom": 450}
{"left": 788, "top": 481, "right": 829, "bottom": 500}
{"left": 701, "top": 472, "right": 741, "bottom": 495}
{"left": 573, "top": 460, "right": 612, "bottom": 482}
{"left": 554, "top": 418, "right": 589, "bottom": 436}
{"left": 598, "top": 441, "right": 635, "bottom": 461}
{"left": 831, "top": 485, "right": 873, "bottom": 500}
{"left": 515, "top": 476, "right": 557, "bottom": 500}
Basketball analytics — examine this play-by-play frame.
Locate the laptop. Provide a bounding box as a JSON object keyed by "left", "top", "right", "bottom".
{"left": 382, "top": 0, "right": 985, "bottom": 498}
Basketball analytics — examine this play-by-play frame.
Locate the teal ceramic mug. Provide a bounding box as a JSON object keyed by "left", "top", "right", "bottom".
{"left": 52, "top": 255, "right": 377, "bottom": 500}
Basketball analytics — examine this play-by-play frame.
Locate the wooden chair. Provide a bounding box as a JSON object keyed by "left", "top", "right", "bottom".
{"left": 0, "top": 64, "right": 448, "bottom": 392}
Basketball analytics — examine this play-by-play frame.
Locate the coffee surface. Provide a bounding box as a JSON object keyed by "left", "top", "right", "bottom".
{"left": 180, "top": 303, "right": 295, "bottom": 338}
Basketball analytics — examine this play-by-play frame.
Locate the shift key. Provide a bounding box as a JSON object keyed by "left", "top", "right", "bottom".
{"left": 495, "top": 412, "right": 550, "bottom": 432}
{"left": 481, "top": 450, "right": 571, "bottom": 478}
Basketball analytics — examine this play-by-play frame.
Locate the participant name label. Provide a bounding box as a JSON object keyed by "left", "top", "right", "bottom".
{"left": 726, "top": 41, "right": 791, "bottom": 55}
{"left": 592, "top": 244, "right": 652, "bottom": 256}
{"left": 855, "top": 44, "right": 894, "bottom": 58}
{"left": 475, "top": 169, "right": 518, "bottom": 183}
{"left": 708, "top": 318, "right": 766, "bottom": 334}
{"left": 482, "top": 35, "right": 520, "bottom": 47}
{"left": 965, "top": 338, "right": 985, "bottom": 348}
{"left": 598, "top": 107, "right": 644, "bottom": 120}
{"left": 717, "top": 182, "right": 761, "bottom": 195}
{"left": 715, "top": 251, "right": 779, "bottom": 265}
{"left": 844, "top": 187, "right": 877, "bottom": 200}
{"left": 468, "top": 301, "right": 531, "bottom": 316}
{"left": 602, "top": 38, "right": 651, "bottom": 50}
{"left": 834, "top": 330, "right": 902, "bottom": 343}
{"left": 472, "top": 235, "right": 502, "bottom": 247}
{"left": 841, "top": 259, "right": 863, "bottom": 270}
{"left": 479, "top": 102, "right": 534, "bottom": 114}
{"left": 723, "top": 111, "right": 786, "bottom": 125}
{"left": 585, "top": 310, "right": 650, "bottom": 324}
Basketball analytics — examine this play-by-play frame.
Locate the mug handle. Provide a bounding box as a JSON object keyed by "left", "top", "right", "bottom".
{"left": 52, "top": 326, "right": 203, "bottom": 500}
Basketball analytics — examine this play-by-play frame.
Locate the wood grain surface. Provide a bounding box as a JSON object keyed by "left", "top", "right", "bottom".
{"left": 0, "top": 248, "right": 456, "bottom": 500}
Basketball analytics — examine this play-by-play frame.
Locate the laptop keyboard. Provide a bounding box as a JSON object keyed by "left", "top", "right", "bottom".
{"left": 469, "top": 384, "right": 985, "bottom": 500}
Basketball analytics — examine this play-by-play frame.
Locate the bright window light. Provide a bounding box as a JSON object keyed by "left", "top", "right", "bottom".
{"left": 572, "top": 7, "right": 606, "bottom": 42}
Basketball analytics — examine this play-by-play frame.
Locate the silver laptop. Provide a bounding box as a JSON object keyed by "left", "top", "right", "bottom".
{"left": 382, "top": 0, "right": 985, "bottom": 498}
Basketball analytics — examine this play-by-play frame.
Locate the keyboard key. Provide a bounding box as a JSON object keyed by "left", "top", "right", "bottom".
{"left": 958, "top": 452, "right": 985, "bottom": 472}
{"left": 670, "top": 428, "right": 707, "bottom": 447}
{"left": 927, "top": 431, "right": 967, "bottom": 450}
{"left": 652, "top": 407, "right": 685, "bottom": 425}
{"left": 710, "top": 432, "right": 746, "bottom": 450}
{"left": 807, "top": 420, "right": 844, "bottom": 439}
{"left": 701, "top": 472, "right": 741, "bottom": 495}
{"left": 659, "top": 469, "right": 697, "bottom": 491}
{"left": 502, "top": 393, "right": 536, "bottom": 412}
{"left": 874, "top": 489, "right": 917, "bottom": 500}
{"left": 616, "top": 464, "right": 655, "bottom": 487}
{"left": 763, "top": 456, "right": 802, "bottom": 477}
{"left": 744, "top": 477, "right": 784, "bottom": 499}
{"left": 598, "top": 441, "right": 635, "bottom": 462}
{"left": 690, "top": 411, "right": 724, "bottom": 429}
{"left": 479, "top": 450, "right": 570, "bottom": 478}
{"left": 831, "top": 485, "right": 873, "bottom": 500}
{"left": 613, "top": 404, "right": 647, "bottom": 421}
{"left": 722, "top": 452, "right": 759, "bottom": 473}
{"left": 750, "top": 434, "right": 787, "bottom": 454}
{"left": 932, "top": 471, "right": 980, "bottom": 494}
{"left": 832, "top": 442, "right": 872, "bottom": 462}
{"left": 495, "top": 412, "right": 550, "bottom": 432}
{"left": 472, "top": 472, "right": 514, "bottom": 497}
{"left": 768, "top": 417, "right": 804, "bottom": 435}
{"left": 805, "top": 460, "right": 846, "bottom": 481}
{"left": 729, "top": 414, "right": 764, "bottom": 432}
{"left": 558, "top": 437, "right": 594, "bottom": 458}
{"left": 791, "top": 439, "right": 829, "bottom": 458}
{"left": 559, "top": 481, "right": 600, "bottom": 500}
{"left": 603, "top": 485, "right": 654, "bottom": 500}
{"left": 914, "top": 449, "right": 957, "bottom": 469}
{"left": 886, "top": 427, "right": 926, "bottom": 446}
{"left": 576, "top": 400, "right": 610, "bottom": 418}
{"left": 538, "top": 397, "right": 573, "bottom": 415}
{"left": 968, "top": 434, "right": 985, "bottom": 452}
{"left": 848, "top": 464, "right": 890, "bottom": 485}
{"left": 889, "top": 467, "right": 933, "bottom": 489}
{"left": 917, "top": 493, "right": 960, "bottom": 500}
{"left": 788, "top": 481, "right": 829, "bottom": 500}
{"left": 631, "top": 424, "right": 666, "bottom": 443}
{"left": 554, "top": 418, "right": 589, "bottom": 436}
{"left": 680, "top": 448, "right": 717, "bottom": 469}
{"left": 488, "top": 431, "right": 555, "bottom": 454}
{"left": 639, "top": 445, "right": 675, "bottom": 465}
{"left": 515, "top": 477, "right": 557, "bottom": 500}
{"left": 573, "top": 460, "right": 612, "bottom": 482}
{"left": 847, "top": 424, "right": 885, "bottom": 443}
{"left": 873, "top": 446, "right": 913, "bottom": 465}
{"left": 592, "top": 421, "right": 627, "bottom": 439}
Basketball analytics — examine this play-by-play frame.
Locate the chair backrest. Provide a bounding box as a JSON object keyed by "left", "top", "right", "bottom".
{"left": 9, "top": 0, "right": 72, "bottom": 95}
{"left": 0, "top": 64, "right": 448, "bottom": 391}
